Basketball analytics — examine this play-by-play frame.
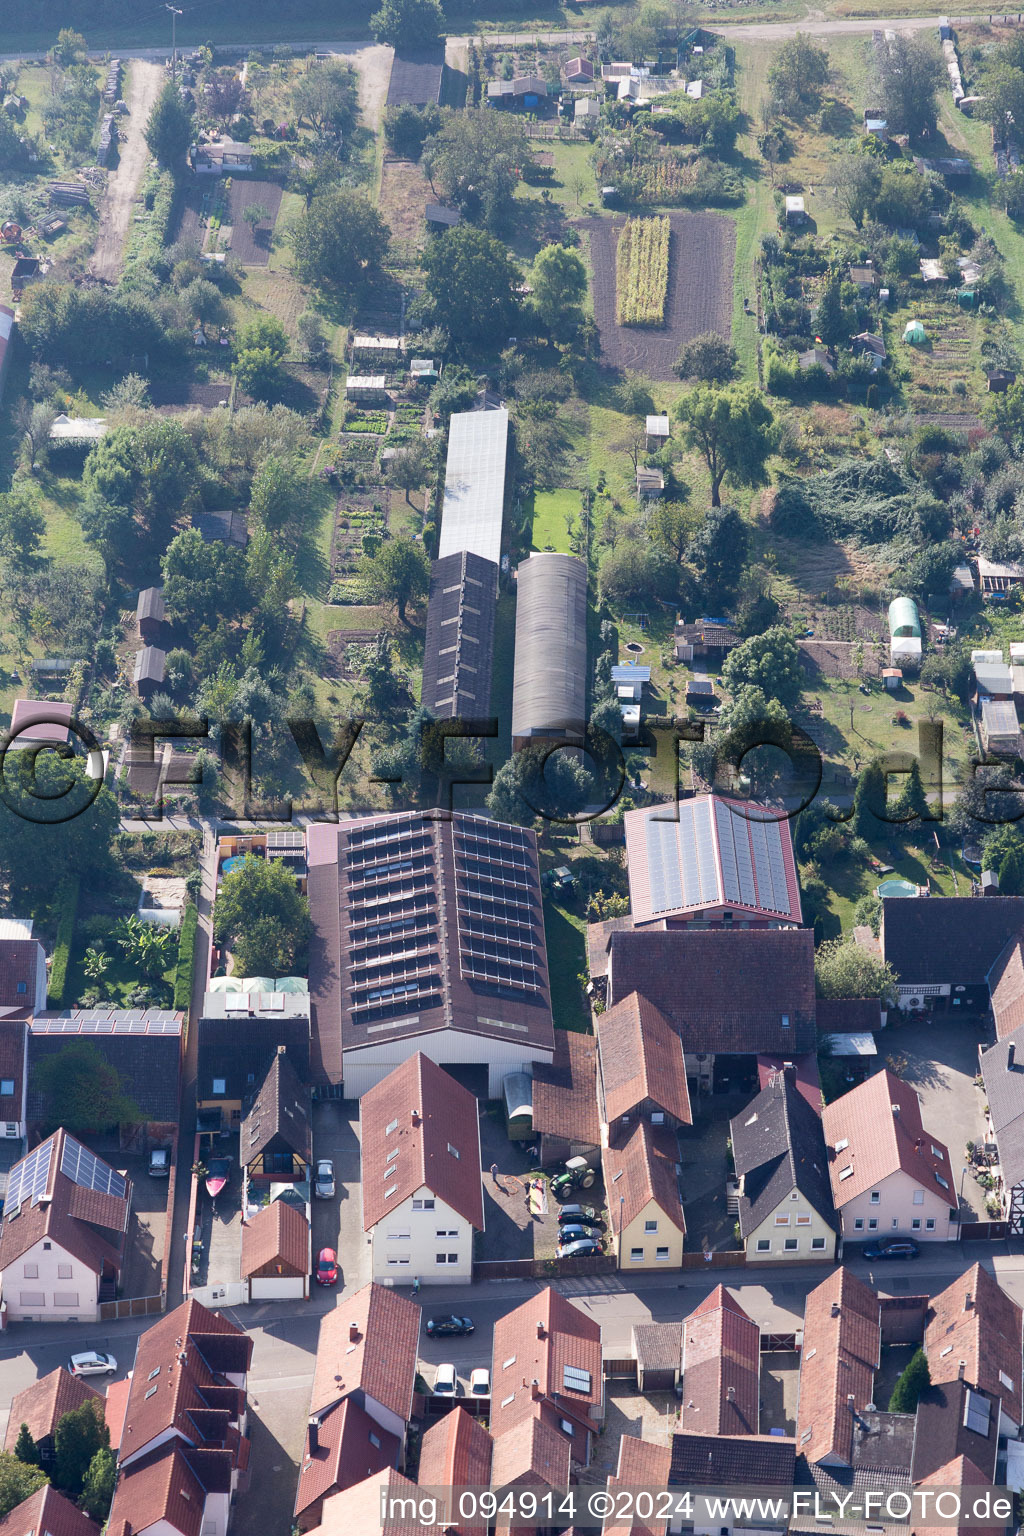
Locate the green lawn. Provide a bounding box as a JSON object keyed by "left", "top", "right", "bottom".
{"left": 530, "top": 488, "right": 580, "bottom": 553}
{"left": 65, "top": 923, "right": 178, "bottom": 1010}
{"left": 542, "top": 897, "right": 589, "bottom": 1032}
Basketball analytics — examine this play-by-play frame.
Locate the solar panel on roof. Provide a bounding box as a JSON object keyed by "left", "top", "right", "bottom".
{"left": 5, "top": 1138, "right": 54, "bottom": 1210}
{"left": 61, "top": 1135, "right": 127, "bottom": 1199}
{"left": 694, "top": 798, "right": 720, "bottom": 905}
{"left": 647, "top": 812, "right": 684, "bottom": 914}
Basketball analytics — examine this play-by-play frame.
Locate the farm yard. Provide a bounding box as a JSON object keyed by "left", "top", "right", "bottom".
{"left": 582, "top": 212, "right": 735, "bottom": 377}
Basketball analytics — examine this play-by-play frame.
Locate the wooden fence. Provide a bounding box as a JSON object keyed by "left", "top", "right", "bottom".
{"left": 99, "top": 1294, "right": 163, "bottom": 1321}
{"left": 474, "top": 1254, "right": 617, "bottom": 1280}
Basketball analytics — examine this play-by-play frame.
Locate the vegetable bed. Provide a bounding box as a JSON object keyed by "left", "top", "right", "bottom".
{"left": 615, "top": 215, "right": 671, "bottom": 327}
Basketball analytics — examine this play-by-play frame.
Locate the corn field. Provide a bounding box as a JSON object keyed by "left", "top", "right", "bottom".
{"left": 615, "top": 215, "right": 671, "bottom": 326}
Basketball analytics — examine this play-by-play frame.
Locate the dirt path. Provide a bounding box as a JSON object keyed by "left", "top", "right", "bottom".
{"left": 89, "top": 59, "right": 164, "bottom": 282}
{"left": 328, "top": 42, "right": 392, "bottom": 133}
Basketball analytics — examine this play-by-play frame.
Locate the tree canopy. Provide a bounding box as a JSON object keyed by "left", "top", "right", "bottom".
{"left": 888, "top": 1348, "right": 931, "bottom": 1413}
{"left": 144, "top": 82, "right": 194, "bottom": 170}
{"left": 32, "top": 1041, "right": 141, "bottom": 1136}
{"left": 531, "top": 244, "right": 588, "bottom": 338}
{"left": 674, "top": 331, "right": 738, "bottom": 384}
{"left": 0, "top": 757, "right": 119, "bottom": 901}
{"left": 871, "top": 32, "right": 944, "bottom": 139}
{"left": 674, "top": 384, "right": 776, "bottom": 507}
{"left": 768, "top": 35, "right": 830, "bottom": 119}
{"left": 53, "top": 1401, "right": 108, "bottom": 1501}
{"left": 814, "top": 938, "right": 898, "bottom": 1003}
{"left": 358, "top": 535, "right": 430, "bottom": 623}
{"left": 422, "top": 109, "right": 533, "bottom": 229}
{"left": 291, "top": 188, "right": 390, "bottom": 296}
{"left": 290, "top": 58, "right": 358, "bottom": 142}
{"left": 722, "top": 625, "right": 803, "bottom": 707}
{"left": 370, "top": 0, "right": 445, "bottom": 47}
{"left": 214, "top": 855, "right": 312, "bottom": 976}
{"left": 80, "top": 418, "right": 203, "bottom": 575}
{"left": 162, "top": 529, "right": 248, "bottom": 631}
{"left": 486, "top": 745, "right": 593, "bottom": 827}
{"left": 421, "top": 224, "right": 520, "bottom": 346}
{"left": 0, "top": 1454, "right": 47, "bottom": 1519}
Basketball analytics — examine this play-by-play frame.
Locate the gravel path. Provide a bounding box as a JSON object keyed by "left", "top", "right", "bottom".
{"left": 89, "top": 58, "right": 165, "bottom": 282}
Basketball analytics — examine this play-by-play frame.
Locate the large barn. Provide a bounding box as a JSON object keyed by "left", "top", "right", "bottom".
{"left": 511, "top": 552, "right": 588, "bottom": 750}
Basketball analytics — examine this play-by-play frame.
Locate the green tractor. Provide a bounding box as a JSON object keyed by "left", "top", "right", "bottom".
{"left": 550, "top": 1156, "right": 596, "bottom": 1202}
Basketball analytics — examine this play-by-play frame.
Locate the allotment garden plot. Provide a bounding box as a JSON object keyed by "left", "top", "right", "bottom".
{"left": 583, "top": 211, "right": 735, "bottom": 379}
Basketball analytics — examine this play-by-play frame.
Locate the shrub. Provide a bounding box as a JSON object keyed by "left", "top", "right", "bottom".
{"left": 173, "top": 903, "right": 198, "bottom": 1011}
{"left": 47, "top": 876, "right": 80, "bottom": 1007}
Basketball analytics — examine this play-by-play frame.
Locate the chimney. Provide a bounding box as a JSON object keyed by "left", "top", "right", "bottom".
{"left": 1010, "top": 1042, "right": 1016, "bottom": 1071}
{"left": 847, "top": 1394, "right": 856, "bottom": 1409}
{"left": 915, "top": 1137, "right": 923, "bottom": 1153}
{"left": 958, "top": 1360, "right": 967, "bottom": 1380}
{"left": 536, "top": 1321, "right": 546, "bottom": 1339}
{"left": 831, "top": 1303, "right": 841, "bottom": 1318}
{"left": 531, "top": 1379, "right": 542, "bottom": 1400}
{"left": 277, "top": 1043, "right": 286, "bottom": 1056}
{"left": 308, "top": 1415, "right": 320, "bottom": 1455}
{"left": 727, "top": 1385, "right": 736, "bottom": 1401}
{"left": 964, "top": 1294, "right": 974, "bottom": 1312}
{"left": 411, "top": 1109, "right": 421, "bottom": 1126}
{"left": 349, "top": 1321, "right": 360, "bottom": 1342}
{"left": 891, "top": 1103, "right": 901, "bottom": 1116}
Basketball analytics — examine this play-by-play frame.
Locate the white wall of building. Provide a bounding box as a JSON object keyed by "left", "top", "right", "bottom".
{"left": 1, "top": 1237, "right": 100, "bottom": 1322}
{"left": 249, "top": 1274, "right": 307, "bottom": 1300}
{"left": 371, "top": 1190, "right": 473, "bottom": 1285}
{"left": 344, "top": 1030, "right": 552, "bottom": 1099}
{"left": 744, "top": 1191, "right": 836, "bottom": 1262}
{"left": 838, "top": 1168, "right": 953, "bottom": 1241}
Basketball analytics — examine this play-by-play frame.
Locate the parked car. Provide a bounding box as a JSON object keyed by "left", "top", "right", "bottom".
{"left": 862, "top": 1238, "right": 919, "bottom": 1261}
{"left": 470, "top": 1368, "right": 490, "bottom": 1397}
{"left": 148, "top": 1148, "right": 170, "bottom": 1178}
{"left": 433, "top": 1364, "right": 457, "bottom": 1397}
{"left": 69, "top": 1351, "right": 117, "bottom": 1377}
{"left": 425, "top": 1315, "right": 474, "bottom": 1337}
{"left": 316, "top": 1247, "right": 338, "bottom": 1286}
{"left": 557, "top": 1205, "right": 603, "bottom": 1226}
{"left": 557, "top": 1238, "right": 602, "bottom": 1258}
{"left": 314, "top": 1159, "right": 335, "bottom": 1199}
{"left": 558, "top": 1223, "right": 602, "bottom": 1243}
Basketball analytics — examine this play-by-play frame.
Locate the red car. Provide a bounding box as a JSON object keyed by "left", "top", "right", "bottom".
{"left": 316, "top": 1248, "right": 338, "bottom": 1286}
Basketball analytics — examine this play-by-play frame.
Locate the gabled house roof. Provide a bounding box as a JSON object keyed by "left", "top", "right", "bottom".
{"left": 669, "top": 1431, "right": 796, "bottom": 1486}
{"left": 987, "top": 934, "right": 1024, "bottom": 1040}
{"left": 796, "top": 1268, "right": 880, "bottom": 1466}
{"left": 607, "top": 928, "right": 816, "bottom": 1055}
{"left": 120, "top": 1298, "right": 251, "bottom": 1463}
{"left": 490, "top": 1287, "right": 602, "bottom": 1440}
{"left": 0, "top": 1486, "right": 99, "bottom": 1536}
{"left": 596, "top": 992, "right": 692, "bottom": 1127}
{"left": 240, "top": 1197, "right": 309, "bottom": 1278}
{"left": 417, "top": 1408, "right": 492, "bottom": 1536}
{"left": 360, "top": 1053, "right": 484, "bottom": 1232}
{"left": 730, "top": 1071, "right": 836, "bottom": 1237}
{"left": 304, "top": 1470, "right": 422, "bottom": 1536}
{"left": 924, "top": 1263, "right": 1023, "bottom": 1425}
{"left": 0, "top": 940, "right": 42, "bottom": 1009}
{"left": 680, "top": 1287, "right": 760, "bottom": 1436}
{"left": 196, "top": 1005, "right": 310, "bottom": 1106}
{"left": 107, "top": 1443, "right": 207, "bottom": 1536}
{"left": 532, "top": 1029, "right": 600, "bottom": 1150}
{"left": 3, "top": 1367, "right": 102, "bottom": 1453}
{"left": 293, "top": 1395, "right": 400, "bottom": 1522}
{"left": 241, "top": 1049, "right": 312, "bottom": 1166}
{"left": 28, "top": 1014, "right": 182, "bottom": 1123}
{"left": 0, "top": 1017, "right": 26, "bottom": 1121}
{"left": 137, "top": 586, "right": 165, "bottom": 625}
{"left": 603, "top": 1122, "right": 684, "bottom": 1236}
{"left": 881, "top": 896, "right": 1024, "bottom": 987}
{"left": 310, "top": 1283, "right": 420, "bottom": 1424}
{"left": 607, "top": 1437, "right": 672, "bottom": 1536}
{"left": 490, "top": 1414, "right": 570, "bottom": 1489}
{"left": 0, "top": 1127, "right": 131, "bottom": 1275}
{"left": 821, "top": 1069, "right": 952, "bottom": 1208}
{"left": 912, "top": 1381, "right": 1000, "bottom": 1484}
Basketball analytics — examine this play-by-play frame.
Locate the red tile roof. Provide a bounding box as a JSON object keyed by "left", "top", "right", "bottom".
{"left": 108, "top": 1444, "right": 207, "bottom": 1536}
{"left": 990, "top": 936, "right": 1024, "bottom": 1040}
{"left": 605, "top": 1434, "right": 673, "bottom": 1536}
{"left": 796, "top": 1268, "right": 880, "bottom": 1465}
{"left": 532, "top": 1030, "right": 600, "bottom": 1149}
{"left": 120, "top": 1299, "right": 251, "bottom": 1466}
{"left": 360, "top": 1054, "right": 484, "bottom": 1232}
{"left": 0, "top": 1018, "right": 27, "bottom": 1115}
{"left": 490, "top": 1414, "right": 572, "bottom": 1488}
{"left": 0, "top": 940, "right": 41, "bottom": 1010}
{"left": 417, "top": 1409, "right": 493, "bottom": 1536}
{"left": 490, "top": 1287, "right": 602, "bottom": 1442}
{"left": 603, "top": 1122, "right": 685, "bottom": 1236}
{"left": 306, "top": 1470, "right": 422, "bottom": 1536}
{"left": 0, "top": 1128, "right": 131, "bottom": 1277}
{"left": 0, "top": 1486, "right": 99, "bottom": 1536}
{"left": 680, "top": 1286, "right": 759, "bottom": 1436}
{"left": 597, "top": 993, "right": 692, "bottom": 1127}
{"left": 756, "top": 1053, "right": 821, "bottom": 1113}
{"left": 310, "top": 1283, "right": 420, "bottom": 1424}
{"left": 3, "top": 1367, "right": 102, "bottom": 1453}
{"left": 293, "top": 1394, "right": 400, "bottom": 1523}
{"left": 821, "top": 1068, "right": 952, "bottom": 1207}
{"left": 104, "top": 1377, "right": 131, "bottom": 1454}
{"left": 608, "top": 928, "right": 816, "bottom": 1055}
{"left": 240, "top": 1198, "right": 309, "bottom": 1278}
{"left": 924, "top": 1263, "right": 1023, "bottom": 1425}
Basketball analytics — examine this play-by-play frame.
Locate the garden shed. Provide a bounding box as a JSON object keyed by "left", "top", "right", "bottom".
{"left": 903, "top": 319, "right": 927, "bottom": 344}
{"left": 888, "top": 595, "right": 922, "bottom": 667}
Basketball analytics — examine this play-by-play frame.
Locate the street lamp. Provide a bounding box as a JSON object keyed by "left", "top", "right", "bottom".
{"left": 958, "top": 1165, "right": 968, "bottom": 1238}
{"left": 619, "top": 1194, "right": 625, "bottom": 1268}
{"left": 166, "top": 5, "right": 183, "bottom": 82}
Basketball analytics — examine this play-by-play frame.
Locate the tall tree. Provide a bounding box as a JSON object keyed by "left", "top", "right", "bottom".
{"left": 421, "top": 224, "right": 520, "bottom": 346}
{"left": 872, "top": 33, "right": 944, "bottom": 139}
{"left": 0, "top": 486, "right": 44, "bottom": 571}
{"left": 12, "top": 1427, "right": 38, "bottom": 1468}
{"left": 0, "top": 1454, "right": 47, "bottom": 1518}
{"left": 888, "top": 1349, "right": 931, "bottom": 1413}
{"left": 370, "top": 0, "right": 445, "bottom": 47}
{"left": 144, "top": 82, "right": 194, "bottom": 170}
{"left": 290, "top": 58, "right": 358, "bottom": 142}
{"left": 290, "top": 188, "right": 390, "bottom": 296}
{"left": 721, "top": 625, "right": 803, "bottom": 707}
{"left": 78, "top": 1447, "right": 116, "bottom": 1522}
{"left": 814, "top": 938, "right": 898, "bottom": 1002}
{"left": 831, "top": 153, "right": 882, "bottom": 231}
{"left": 53, "top": 1402, "right": 107, "bottom": 1501}
{"left": 689, "top": 503, "right": 749, "bottom": 604}
{"left": 358, "top": 536, "right": 430, "bottom": 624}
{"left": 674, "top": 331, "right": 738, "bottom": 384}
{"left": 383, "top": 439, "right": 433, "bottom": 507}
{"left": 81, "top": 418, "right": 203, "bottom": 573}
{"left": 422, "top": 110, "right": 533, "bottom": 229}
{"left": 674, "top": 384, "right": 776, "bottom": 508}
{"left": 214, "top": 855, "right": 312, "bottom": 976}
{"left": 248, "top": 454, "right": 315, "bottom": 537}
{"left": 31, "top": 1042, "right": 141, "bottom": 1137}
{"left": 161, "top": 529, "right": 248, "bottom": 630}
{"left": 531, "top": 244, "right": 588, "bottom": 338}
{"left": 486, "top": 745, "right": 591, "bottom": 827}
{"left": 768, "top": 35, "right": 830, "bottom": 118}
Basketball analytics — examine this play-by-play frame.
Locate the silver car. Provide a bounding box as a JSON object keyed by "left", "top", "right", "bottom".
{"left": 314, "top": 1159, "right": 335, "bottom": 1199}
{"left": 69, "top": 1351, "right": 117, "bottom": 1377}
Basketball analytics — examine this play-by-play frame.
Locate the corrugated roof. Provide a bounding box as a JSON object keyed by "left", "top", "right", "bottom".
{"left": 438, "top": 408, "right": 508, "bottom": 567}
{"left": 421, "top": 550, "right": 498, "bottom": 720}
{"left": 511, "top": 553, "right": 587, "bottom": 744}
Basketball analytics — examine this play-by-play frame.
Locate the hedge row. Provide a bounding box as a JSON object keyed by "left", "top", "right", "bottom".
{"left": 47, "top": 876, "right": 80, "bottom": 1007}
{"left": 173, "top": 903, "right": 199, "bottom": 1012}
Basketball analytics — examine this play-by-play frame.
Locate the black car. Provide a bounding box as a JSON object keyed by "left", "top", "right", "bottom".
{"left": 557, "top": 1238, "right": 602, "bottom": 1258}
{"left": 556, "top": 1205, "right": 603, "bottom": 1227}
{"left": 425, "top": 1315, "right": 474, "bottom": 1337}
{"left": 862, "top": 1238, "right": 919, "bottom": 1261}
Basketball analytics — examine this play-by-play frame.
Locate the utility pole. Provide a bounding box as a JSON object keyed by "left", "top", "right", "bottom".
{"left": 166, "top": 4, "right": 183, "bottom": 82}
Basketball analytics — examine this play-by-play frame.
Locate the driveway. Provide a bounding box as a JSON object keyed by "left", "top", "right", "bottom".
{"left": 887, "top": 1017, "right": 990, "bottom": 1221}
{"left": 86, "top": 1133, "right": 168, "bottom": 1300}
{"left": 90, "top": 59, "right": 164, "bottom": 282}
{"left": 678, "top": 1090, "right": 753, "bottom": 1252}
